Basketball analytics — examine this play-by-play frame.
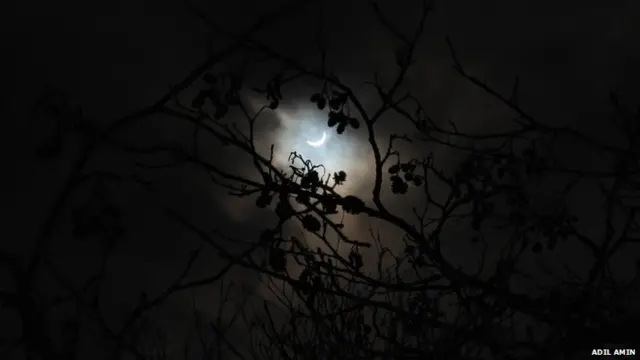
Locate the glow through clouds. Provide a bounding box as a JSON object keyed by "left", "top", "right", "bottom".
{"left": 268, "top": 104, "right": 371, "bottom": 194}
{"left": 305, "top": 131, "right": 327, "bottom": 147}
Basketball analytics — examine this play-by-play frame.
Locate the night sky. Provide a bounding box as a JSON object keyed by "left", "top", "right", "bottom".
{"left": 3, "top": 0, "right": 640, "bottom": 359}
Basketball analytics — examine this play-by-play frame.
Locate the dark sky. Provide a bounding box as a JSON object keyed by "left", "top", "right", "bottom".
{"left": 3, "top": 0, "right": 640, "bottom": 358}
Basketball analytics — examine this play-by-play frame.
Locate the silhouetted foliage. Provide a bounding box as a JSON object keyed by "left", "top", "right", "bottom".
{"left": 4, "top": 0, "right": 640, "bottom": 360}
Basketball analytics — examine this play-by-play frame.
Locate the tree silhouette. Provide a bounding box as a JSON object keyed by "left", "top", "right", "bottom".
{"left": 3, "top": 1, "right": 640, "bottom": 359}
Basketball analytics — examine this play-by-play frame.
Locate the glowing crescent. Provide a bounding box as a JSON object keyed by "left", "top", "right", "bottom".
{"left": 306, "top": 132, "right": 327, "bottom": 147}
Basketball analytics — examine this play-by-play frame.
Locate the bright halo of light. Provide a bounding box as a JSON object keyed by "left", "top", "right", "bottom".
{"left": 306, "top": 132, "right": 327, "bottom": 147}
{"left": 261, "top": 104, "right": 370, "bottom": 195}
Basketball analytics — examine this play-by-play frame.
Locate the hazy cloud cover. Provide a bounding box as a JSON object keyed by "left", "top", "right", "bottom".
{"left": 3, "top": 0, "right": 640, "bottom": 357}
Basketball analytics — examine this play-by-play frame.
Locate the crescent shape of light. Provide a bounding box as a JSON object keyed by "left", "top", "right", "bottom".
{"left": 306, "top": 132, "right": 327, "bottom": 147}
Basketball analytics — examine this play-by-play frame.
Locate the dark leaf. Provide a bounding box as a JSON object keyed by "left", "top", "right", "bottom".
{"left": 268, "top": 75, "right": 283, "bottom": 100}
{"left": 275, "top": 198, "right": 294, "bottom": 219}
{"left": 269, "top": 248, "right": 287, "bottom": 272}
{"left": 269, "top": 99, "right": 279, "bottom": 109}
{"left": 336, "top": 122, "right": 346, "bottom": 134}
{"left": 295, "top": 193, "right": 310, "bottom": 204}
{"left": 301, "top": 170, "right": 320, "bottom": 189}
{"left": 401, "top": 163, "right": 416, "bottom": 173}
{"left": 342, "top": 195, "right": 365, "bottom": 214}
{"left": 310, "top": 93, "right": 322, "bottom": 103}
{"left": 298, "top": 269, "right": 311, "bottom": 294}
{"left": 349, "top": 250, "right": 363, "bottom": 270}
{"left": 322, "top": 198, "right": 338, "bottom": 214}
{"left": 332, "top": 90, "right": 346, "bottom": 101}
{"left": 405, "top": 318, "right": 422, "bottom": 334}
{"left": 349, "top": 117, "right": 360, "bottom": 129}
{"left": 413, "top": 176, "right": 423, "bottom": 187}
{"left": 327, "top": 113, "right": 338, "bottom": 127}
{"left": 363, "top": 325, "right": 371, "bottom": 335}
{"left": 388, "top": 164, "right": 400, "bottom": 174}
{"left": 301, "top": 215, "right": 321, "bottom": 232}
{"left": 256, "top": 192, "right": 272, "bottom": 208}
{"left": 391, "top": 176, "right": 408, "bottom": 195}
{"left": 329, "top": 98, "right": 342, "bottom": 111}
{"left": 316, "top": 97, "right": 326, "bottom": 110}
{"left": 333, "top": 171, "right": 347, "bottom": 184}
{"left": 312, "top": 276, "right": 324, "bottom": 293}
